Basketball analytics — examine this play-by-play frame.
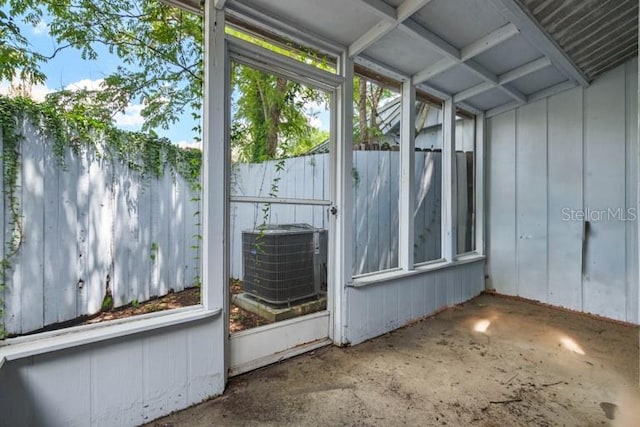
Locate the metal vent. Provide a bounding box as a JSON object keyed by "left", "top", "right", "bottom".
{"left": 242, "top": 224, "right": 327, "bottom": 305}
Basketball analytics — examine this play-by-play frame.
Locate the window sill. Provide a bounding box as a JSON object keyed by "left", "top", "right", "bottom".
{"left": 0, "top": 306, "right": 222, "bottom": 369}
{"left": 348, "top": 254, "right": 485, "bottom": 288}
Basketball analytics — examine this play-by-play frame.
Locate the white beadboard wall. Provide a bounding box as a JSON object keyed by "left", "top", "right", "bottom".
{"left": 345, "top": 260, "right": 485, "bottom": 345}
{"left": 0, "top": 318, "right": 225, "bottom": 427}
{"left": 486, "top": 57, "right": 639, "bottom": 324}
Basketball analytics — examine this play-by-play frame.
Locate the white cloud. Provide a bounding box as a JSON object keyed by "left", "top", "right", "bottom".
{"left": 0, "top": 79, "right": 54, "bottom": 102}
{"left": 32, "top": 20, "right": 49, "bottom": 36}
{"left": 113, "top": 104, "right": 144, "bottom": 127}
{"left": 175, "top": 140, "right": 202, "bottom": 150}
{"left": 64, "top": 78, "right": 105, "bottom": 92}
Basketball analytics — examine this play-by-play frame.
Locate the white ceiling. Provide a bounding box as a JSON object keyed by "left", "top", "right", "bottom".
{"left": 173, "top": 0, "right": 607, "bottom": 116}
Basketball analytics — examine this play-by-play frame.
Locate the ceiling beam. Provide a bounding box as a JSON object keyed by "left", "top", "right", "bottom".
{"left": 453, "top": 82, "right": 494, "bottom": 103}
{"left": 401, "top": 19, "right": 460, "bottom": 59}
{"left": 412, "top": 58, "right": 456, "bottom": 84}
{"left": 226, "top": 0, "right": 345, "bottom": 57}
{"left": 412, "top": 23, "right": 520, "bottom": 84}
{"left": 460, "top": 23, "right": 519, "bottom": 61}
{"left": 452, "top": 56, "right": 552, "bottom": 103}
{"left": 358, "top": 0, "right": 397, "bottom": 21}
{"left": 499, "top": 57, "right": 551, "bottom": 84}
{"left": 487, "top": 0, "right": 589, "bottom": 86}
{"left": 349, "top": 0, "right": 433, "bottom": 57}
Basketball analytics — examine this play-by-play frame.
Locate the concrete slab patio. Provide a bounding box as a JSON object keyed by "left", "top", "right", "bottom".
{"left": 149, "top": 294, "right": 639, "bottom": 426}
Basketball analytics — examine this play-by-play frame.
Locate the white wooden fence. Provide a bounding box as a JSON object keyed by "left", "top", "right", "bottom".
{"left": 1, "top": 120, "right": 471, "bottom": 335}
{"left": 1, "top": 121, "right": 201, "bottom": 336}
{"left": 229, "top": 150, "right": 472, "bottom": 278}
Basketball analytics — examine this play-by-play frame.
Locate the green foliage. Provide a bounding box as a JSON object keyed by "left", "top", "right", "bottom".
{"left": 101, "top": 294, "right": 114, "bottom": 312}
{"left": 231, "top": 63, "right": 327, "bottom": 162}
{"left": 1, "top": 0, "right": 205, "bottom": 135}
{"left": 0, "top": 8, "right": 46, "bottom": 85}
{"left": 150, "top": 242, "right": 158, "bottom": 262}
{"left": 0, "top": 95, "right": 202, "bottom": 337}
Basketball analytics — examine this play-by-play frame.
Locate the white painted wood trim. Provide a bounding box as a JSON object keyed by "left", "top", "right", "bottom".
{"left": 442, "top": 98, "right": 457, "bottom": 260}
{"left": 224, "top": 1, "right": 345, "bottom": 57}
{"left": 229, "top": 311, "right": 330, "bottom": 376}
{"left": 202, "top": 4, "right": 230, "bottom": 378}
{"left": 413, "top": 58, "right": 457, "bottom": 85}
{"left": 0, "top": 307, "right": 222, "bottom": 370}
{"left": 349, "top": 255, "right": 485, "bottom": 287}
{"left": 500, "top": 57, "right": 552, "bottom": 84}
{"left": 637, "top": 10, "right": 639, "bottom": 325}
{"left": 230, "top": 196, "right": 332, "bottom": 206}
{"left": 475, "top": 113, "right": 486, "bottom": 256}
{"left": 453, "top": 57, "right": 552, "bottom": 102}
{"left": 460, "top": 23, "right": 519, "bottom": 61}
{"left": 333, "top": 52, "right": 354, "bottom": 345}
{"left": 227, "top": 37, "right": 343, "bottom": 91}
{"left": 202, "top": 5, "right": 228, "bottom": 312}
{"left": 349, "top": 0, "right": 432, "bottom": 57}
{"left": 454, "top": 82, "right": 494, "bottom": 103}
{"left": 399, "top": 81, "right": 416, "bottom": 270}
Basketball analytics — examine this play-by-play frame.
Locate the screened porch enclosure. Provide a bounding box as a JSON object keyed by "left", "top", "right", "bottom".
{"left": 0, "top": 0, "right": 638, "bottom": 426}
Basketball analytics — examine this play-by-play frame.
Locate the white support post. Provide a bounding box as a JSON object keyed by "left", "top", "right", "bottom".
{"left": 442, "top": 98, "right": 457, "bottom": 260}
{"left": 637, "top": 7, "right": 640, "bottom": 326}
{"left": 333, "top": 52, "right": 354, "bottom": 345}
{"left": 399, "top": 81, "right": 416, "bottom": 270}
{"left": 475, "top": 112, "right": 485, "bottom": 256}
{"left": 202, "top": 5, "right": 228, "bottom": 315}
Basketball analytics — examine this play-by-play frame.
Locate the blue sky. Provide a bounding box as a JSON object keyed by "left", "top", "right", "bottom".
{"left": 0, "top": 13, "right": 201, "bottom": 148}
{"left": 1, "top": 10, "right": 330, "bottom": 149}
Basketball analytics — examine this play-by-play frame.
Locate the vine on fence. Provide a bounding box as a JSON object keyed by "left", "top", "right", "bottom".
{"left": 0, "top": 95, "right": 202, "bottom": 338}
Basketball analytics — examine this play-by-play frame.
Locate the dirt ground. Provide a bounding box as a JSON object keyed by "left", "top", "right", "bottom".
{"left": 149, "top": 293, "right": 639, "bottom": 427}
{"left": 86, "top": 281, "right": 267, "bottom": 333}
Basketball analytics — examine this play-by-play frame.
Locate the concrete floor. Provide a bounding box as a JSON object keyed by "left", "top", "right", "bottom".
{"left": 150, "top": 294, "right": 639, "bottom": 427}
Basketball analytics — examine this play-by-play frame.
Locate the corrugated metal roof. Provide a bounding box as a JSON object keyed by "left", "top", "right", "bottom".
{"left": 519, "top": 0, "right": 638, "bottom": 82}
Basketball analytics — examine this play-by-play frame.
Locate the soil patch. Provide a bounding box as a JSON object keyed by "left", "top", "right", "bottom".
{"left": 149, "top": 294, "right": 640, "bottom": 426}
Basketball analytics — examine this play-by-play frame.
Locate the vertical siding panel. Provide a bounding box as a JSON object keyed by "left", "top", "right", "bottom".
{"left": 143, "top": 331, "right": 188, "bottom": 423}
{"left": 583, "top": 65, "right": 627, "bottom": 320}
{"left": 378, "top": 152, "right": 391, "bottom": 269}
{"left": 76, "top": 151, "right": 90, "bottom": 317}
{"left": 0, "top": 358, "right": 34, "bottom": 426}
{"left": 89, "top": 154, "right": 113, "bottom": 315}
{"left": 487, "top": 111, "right": 517, "bottom": 295}
{"left": 20, "top": 122, "right": 45, "bottom": 332}
{"left": 112, "top": 162, "right": 128, "bottom": 307}
{"left": 345, "top": 262, "right": 484, "bottom": 344}
{"left": 43, "top": 137, "right": 59, "bottom": 325}
{"left": 625, "top": 58, "right": 638, "bottom": 323}
{"left": 90, "top": 339, "right": 145, "bottom": 427}
{"left": 354, "top": 151, "right": 366, "bottom": 275}
{"left": 456, "top": 152, "right": 468, "bottom": 253}
{"left": 187, "top": 321, "right": 224, "bottom": 403}
{"left": 27, "top": 350, "right": 92, "bottom": 427}
{"left": 389, "top": 151, "right": 400, "bottom": 268}
{"left": 413, "top": 152, "right": 425, "bottom": 263}
{"left": 174, "top": 178, "right": 186, "bottom": 291}
{"left": 516, "top": 100, "right": 548, "bottom": 302}
{"left": 367, "top": 151, "right": 380, "bottom": 273}
{"left": 547, "top": 88, "right": 584, "bottom": 311}
{"left": 138, "top": 179, "right": 152, "bottom": 301}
